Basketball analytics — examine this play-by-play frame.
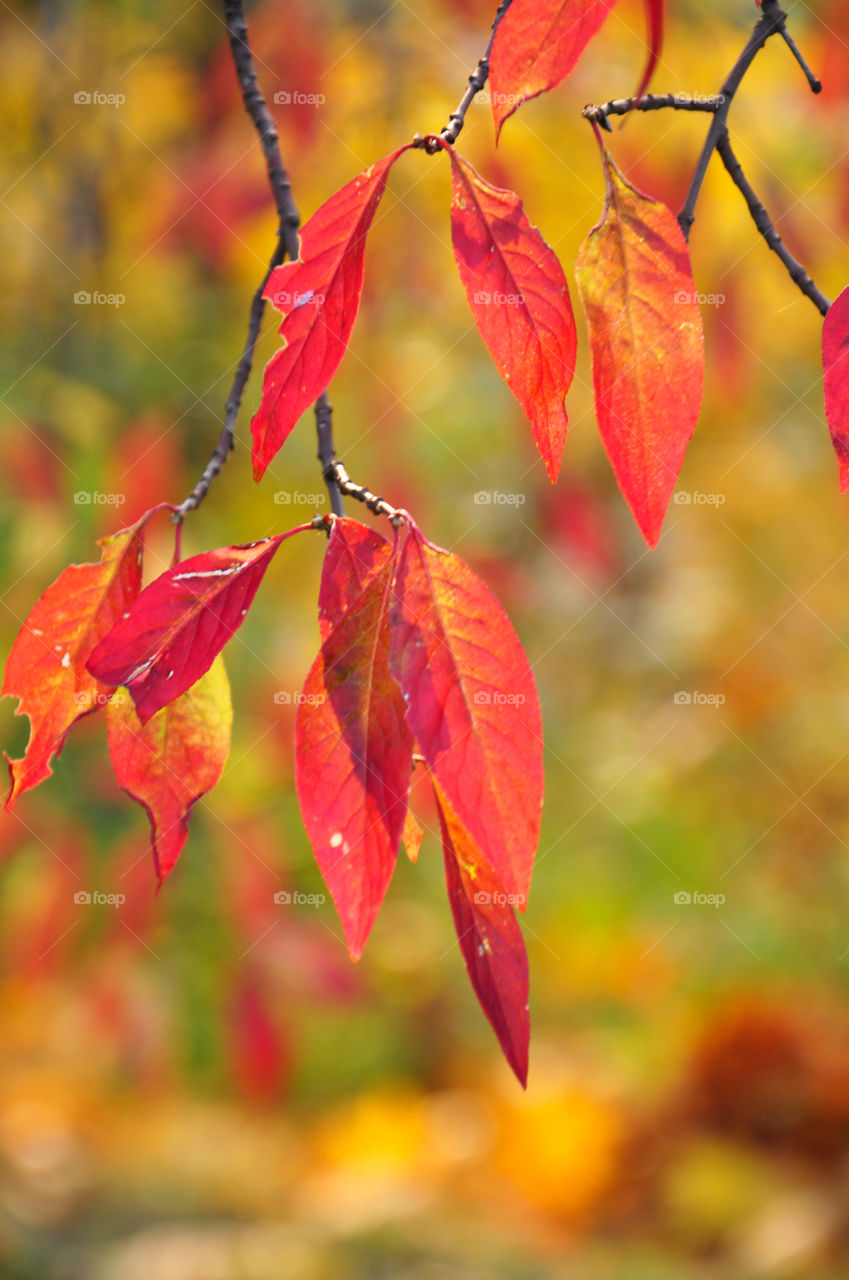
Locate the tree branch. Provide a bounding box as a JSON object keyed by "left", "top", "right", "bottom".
{"left": 176, "top": 0, "right": 343, "bottom": 521}
{"left": 423, "top": 0, "right": 514, "bottom": 153}
{"left": 583, "top": 92, "right": 723, "bottom": 130}
{"left": 715, "top": 131, "right": 830, "bottom": 315}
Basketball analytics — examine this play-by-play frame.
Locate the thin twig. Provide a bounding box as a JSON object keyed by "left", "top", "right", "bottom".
{"left": 583, "top": 93, "right": 723, "bottom": 131}
{"left": 324, "top": 461, "right": 403, "bottom": 521}
{"left": 315, "top": 394, "right": 344, "bottom": 517}
{"left": 677, "top": 0, "right": 787, "bottom": 238}
{"left": 176, "top": 0, "right": 343, "bottom": 520}
{"left": 424, "top": 0, "right": 514, "bottom": 153}
{"left": 715, "top": 131, "right": 830, "bottom": 315}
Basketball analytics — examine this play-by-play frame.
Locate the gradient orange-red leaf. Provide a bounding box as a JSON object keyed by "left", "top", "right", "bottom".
{"left": 251, "top": 147, "right": 410, "bottom": 479}
{"left": 402, "top": 808, "right": 424, "bottom": 864}
{"left": 635, "top": 0, "right": 664, "bottom": 102}
{"left": 434, "top": 781, "right": 529, "bottom": 1087}
{"left": 106, "top": 655, "right": 232, "bottom": 883}
{"left": 389, "top": 522, "right": 542, "bottom": 903}
{"left": 88, "top": 537, "right": 288, "bottom": 725}
{"left": 3, "top": 517, "right": 146, "bottom": 808}
{"left": 449, "top": 150, "right": 576, "bottom": 482}
{"left": 576, "top": 153, "right": 704, "bottom": 546}
{"left": 317, "top": 518, "right": 392, "bottom": 642}
{"left": 822, "top": 284, "right": 849, "bottom": 492}
{"left": 295, "top": 542, "right": 412, "bottom": 959}
{"left": 489, "top": 0, "right": 616, "bottom": 142}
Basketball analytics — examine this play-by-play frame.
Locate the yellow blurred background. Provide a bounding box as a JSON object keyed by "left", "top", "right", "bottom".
{"left": 4, "top": 0, "right": 849, "bottom": 1276}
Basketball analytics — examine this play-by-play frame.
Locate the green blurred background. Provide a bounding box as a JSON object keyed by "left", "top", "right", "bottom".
{"left": 4, "top": 0, "right": 849, "bottom": 1276}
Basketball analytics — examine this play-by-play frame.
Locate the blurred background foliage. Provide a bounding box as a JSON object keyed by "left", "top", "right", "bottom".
{"left": 4, "top": 0, "right": 849, "bottom": 1275}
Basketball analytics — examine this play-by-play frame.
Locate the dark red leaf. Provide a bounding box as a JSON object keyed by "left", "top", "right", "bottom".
{"left": 295, "top": 534, "right": 412, "bottom": 958}
{"left": 435, "top": 781, "right": 530, "bottom": 1087}
{"left": 318, "top": 518, "right": 392, "bottom": 642}
{"left": 389, "top": 521, "right": 542, "bottom": 903}
{"left": 448, "top": 150, "right": 576, "bottom": 482}
{"left": 251, "top": 147, "right": 410, "bottom": 479}
{"left": 88, "top": 537, "right": 286, "bottom": 724}
{"left": 822, "top": 284, "right": 849, "bottom": 492}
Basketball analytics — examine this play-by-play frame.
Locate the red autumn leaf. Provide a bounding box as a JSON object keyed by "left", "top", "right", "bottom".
{"left": 3, "top": 517, "right": 146, "bottom": 808}
{"left": 106, "top": 654, "right": 233, "bottom": 883}
{"left": 635, "top": 0, "right": 665, "bottom": 102}
{"left": 251, "top": 146, "right": 410, "bottom": 479}
{"left": 295, "top": 533, "right": 413, "bottom": 959}
{"left": 402, "top": 808, "right": 424, "bottom": 864}
{"left": 88, "top": 537, "right": 288, "bottom": 725}
{"left": 448, "top": 150, "right": 576, "bottom": 482}
{"left": 318, "top": 519, "right": 392, "bottom": 642}
{"left": 389, "top": 521, "right": 542, "bottom": 904}
{"left": 434, "top": 781, "right": 530, "bottom": 1086}
{"left": 489, "top": 0, "right": 617, "bottom": 142}
{"left": 576, "top": 151, "right": 704, "bottom": 546}
{"left": 822, "top": 284, "right": 849, "bottom": 492}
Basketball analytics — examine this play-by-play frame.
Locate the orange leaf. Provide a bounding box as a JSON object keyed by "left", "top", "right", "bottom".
{"left": 3, "top": 517, "right": 146, "bottom": 808}
{"left": 449, "top": 150, "right": 576, "bottom": 482}
{"left": 402, "top": 808, "right": 424, "bottom": 863}
{"left": 106, "top": 655, "right": 232, "bottom": 883}
{"left": 389, "top": 522, "right": 542, "bottom": 904}
{"left": 576, "top": 152, "right": 704, "bottom": 546}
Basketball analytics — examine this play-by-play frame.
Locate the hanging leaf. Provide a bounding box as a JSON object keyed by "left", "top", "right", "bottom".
{"left": 448, "top": 150, "right": 576, "bottom": 481}
{"left": 318, "top": 519, "right": 392, "bottom": 642}
{"left": 822, "top": 284, "right": 849, "bottom": 492}
{"left": 489, "top": 0, "right": 617, "bottom": 142}
{"left": 3, "top": 517, "right": 147, "bottom": 808}
{"left": 106, "top": 655, "right": 233, "bottom": 883}
{"left": 402, "top": 808, "right": 424, "bottom": 864}
{"left": 252, "top": 147, "right": 410, "bottom": 479}
{"left": 576, "top": 150, "right": 704, "bottom": 546}
{"left": 88, "top": 537, "right": 287, "bottom": 724}
{"left": 435, "top": 781, "right": 530, "bottom": 1087}
{"left": 634, "top": 0, "right": 665, "bottom": 103}
{"left": 389, "top": 521, "right": 542, "bottom": 903}
{"left": 295, "top": 534, "right": 412, "bottom": 958}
